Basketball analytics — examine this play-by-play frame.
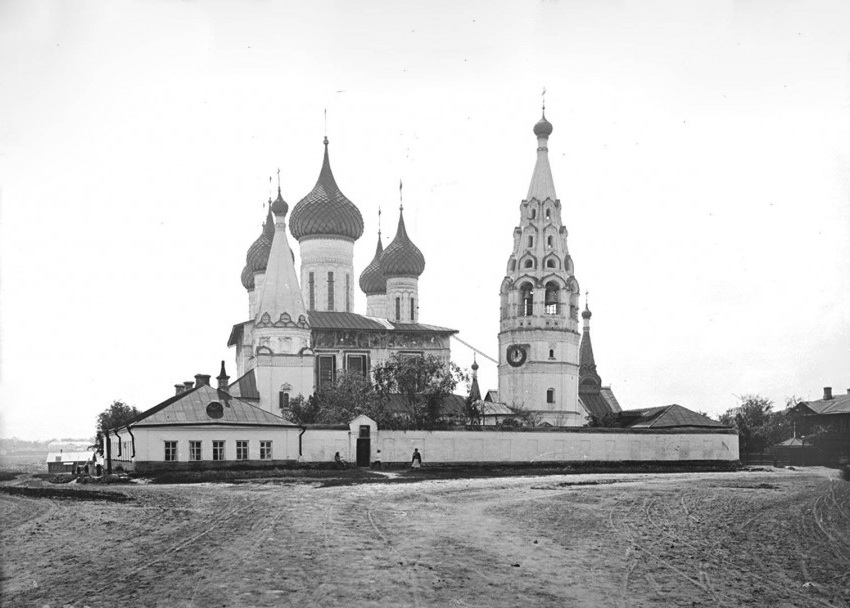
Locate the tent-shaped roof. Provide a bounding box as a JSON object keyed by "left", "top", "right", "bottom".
{"left": 115, "top": 384, "right": 296, "bottom": 429}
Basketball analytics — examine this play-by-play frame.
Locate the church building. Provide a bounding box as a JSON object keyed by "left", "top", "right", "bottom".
{"left": 227, "top": 136, "right": 456, "bottom": 414}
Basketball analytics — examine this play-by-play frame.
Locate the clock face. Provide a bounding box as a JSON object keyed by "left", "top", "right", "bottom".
{"left": 507, "top": 345, "right": 527, "bottom": 367}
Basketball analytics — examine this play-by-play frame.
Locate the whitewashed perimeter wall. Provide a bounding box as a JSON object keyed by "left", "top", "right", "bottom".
{"left": 303, "top": 425, "right": 739, "bottom": 464}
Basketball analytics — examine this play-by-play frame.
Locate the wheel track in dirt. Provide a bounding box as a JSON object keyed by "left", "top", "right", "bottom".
{"left": 367, "top": 499, "right": 422, "bottom": 608}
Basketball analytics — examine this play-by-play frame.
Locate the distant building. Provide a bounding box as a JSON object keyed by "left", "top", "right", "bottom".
{"left": 46, "top": 450, "right": 97, "bottom": 474}
{"left": 786, "top": 386, "right": 850, "bottom": 465}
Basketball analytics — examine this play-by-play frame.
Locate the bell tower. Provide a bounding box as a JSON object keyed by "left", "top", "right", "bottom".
{"left": 497, "top": 108, "right": 583, "bottom": 425}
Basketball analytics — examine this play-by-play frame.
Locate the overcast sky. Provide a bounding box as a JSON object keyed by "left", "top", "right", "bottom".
{"left": 1, "top": 0, "right": 848, "bottom": 440}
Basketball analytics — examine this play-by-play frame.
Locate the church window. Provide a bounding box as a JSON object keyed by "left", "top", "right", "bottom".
{"left": 547, "top": 235, "right": 553, "bottom": 248}
{"left": 317, "top": 355, "right": 336, "bottom": 391}
{"left": 410, "top": 297, "right": 415, "bottom": 321}
{"left": 545, "top": 282, "right": 560, "bottom": 315}
{"left": 520, "top": 283, "right": 534, "bottom": 316}
{"left": 346, "top": 353, "right": 368, "bottom": 376}
{"left": 327, "top": 272, "right": 335, "bottom": 310}
{"left": 528, "top": 236, "right": 533, "bottom": 247}
{"left": 524, "top": 259, "right": 534, "bottom": 269}
{"left": 546, "top": 259, "right": 556, "bottom": 268}
{"left": 236, "top": 440, "right": 248, "bottom": 461}
{"left": 547, "top": 388, "right": 555, "bottom": 403}
{"left": 509, "top": 259, "right": 516, "bottom": 271}
{"left": 549, "top": 348, "right": 555, "bottom": 359}
{"left": 309, "top": 272, "right": 315, "bottom": 310}
{"left": 212, "top": 440, "right": 225, "bottom": 461}
{"left": 529, "top": 208, "right": 536, "bottom": 219}
{"left": 395, "top": 297, "right": 401, "bottom": 321}
{"left": 545, "top": 208, "right": 551, "bottom": 220}
{"left": 346, "top": 274, "right": 351, "bottom": 312}
{"left": 279, "top": 391, "right": 290, "bottom": 410}
{"left": 189, "top": 441, "right": 201, "bottom": 461}
{"left": 164, "top": 441, "right": 177, "bottom": 462}
{"left": 260, "top": 441, "right": 272, "bottom": 460}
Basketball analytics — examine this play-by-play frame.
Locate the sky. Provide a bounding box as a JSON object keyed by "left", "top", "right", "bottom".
{"left": 1, "top": 0, "right": 849, "bottom": 440}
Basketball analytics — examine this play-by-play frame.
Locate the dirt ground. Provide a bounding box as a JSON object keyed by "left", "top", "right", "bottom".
{"left": 1, "top": 467, "right": 848, "bottom": 608}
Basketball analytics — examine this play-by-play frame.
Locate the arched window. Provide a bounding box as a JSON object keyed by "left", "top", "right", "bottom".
{"left": 529, "top": 208, "right": 537, "bottom": 219}
{"left": 520, "top": 283, "right": 534, "bottom": 317}
{"left": 547, "top": 235, "right": 553, "bottom": 248}
{"left": 545, "top": 208, "right": 551, "bottom": 220}
{"left": 395, "top": 297, "right": 401, "bottom": 321}
{"left": 546, "top": 388, "right": 555, "bottom": 403}
{"left": 545, "top": 281, "right": 560, "bottom": 315}
{"left": 548, "top": 348, "right": 555, "bottom": 359}
{"left": 308, "top": 272, "right": 315, "bottom": 310}
{"left": 410, "top": 297, "right": 415, "bottom": 321}
{"left": 524, "top": 259, "right": 534, "bottom": 269}
{"left": 528, "top": 236, "right": 533, "bottom": 248}
{"left": 327, "top": 271, "right": 335, "bottom": 310}
{"left": 546, "top": 258, "right": 556, "bottom": 269}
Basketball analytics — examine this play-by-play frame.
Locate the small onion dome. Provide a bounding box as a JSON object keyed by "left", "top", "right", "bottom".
{"left": 471, "top": 359, "right": 479, "bottom": 372}
{"left": 240, "top": 264, "right": 255, "bottom": 290}
{"left": 240, "top": 203, "right": 274, "bottom": 290}
{"left": 290, "top": 138, "right": 364, "bottom": 242}
{"left": 582, "top": 304, "right": 592, "bottom": 320}
{"left": 271, "top": 187, "right": 288, "bottom": 216}
{"left": 381, "top": 209, "right": 425, "bottom": 278}
{"left": 359, "top": 234, "right": 387, "bottom": 295}
{"left": 533, "top": 111, "right": 553, "bottom": 137}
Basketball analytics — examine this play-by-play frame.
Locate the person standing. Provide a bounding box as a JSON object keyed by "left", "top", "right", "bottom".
{"left": 411, "top": 448, "right": 422, "bottom": 469}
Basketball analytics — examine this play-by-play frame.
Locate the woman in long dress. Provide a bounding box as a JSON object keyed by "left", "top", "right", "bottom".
{"left": 411, "top": 448, "right": 422, "bottom": 469}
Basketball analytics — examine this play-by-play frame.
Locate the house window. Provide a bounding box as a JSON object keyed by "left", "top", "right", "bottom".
{"left": 346, "top": 353, "right": 368, "bottom": 376}
{"left": 520, "top": 283, "right": 534, "bottom": 317}
{"left": 528, "top": 236, "right": 533, "bottom": 247}
{"left": 279, "top": 391, "right": 290, "bottom": 410}
{"left": 317, "top": 355, "right": 336, "bottom": 390}
{"left": 395, "top": 297, "right": 401, "bottom": 321}
{"left": 547, "top": 388, "right": 555, "bottom": 404}
{"left": 212, "top": 440, "right": 225, "bottom": 461}
{"left": 410, "top": 297, "right": 415, "bottom": 321}
{"left": 189, "top": 441, "right": 202, "bottom": 461}
{"left": 260, "top": 441, "right": 272, "bottom": 460}
{"left": 346, "top": 274, "right": 351, "bottom": 312}
{"left": 327, "top": 272, "right": 335, "bottom": 310}
{"left": 164, "top": 441, "right": 177, "bottom": 462}
{"left": 236, "top": 440, "right": 248, "bottom": 461}
{"left": 309, "top": 272, "right": 315, "bottom": 310}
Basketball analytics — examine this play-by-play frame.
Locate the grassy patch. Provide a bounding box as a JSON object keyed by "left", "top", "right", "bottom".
{"left": 0, "top": 486, "right": 132, "bottom": 502}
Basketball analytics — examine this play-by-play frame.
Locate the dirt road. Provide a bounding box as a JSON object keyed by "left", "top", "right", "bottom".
{"left": 1, "top": 468, "right": 848, "bottom": 607}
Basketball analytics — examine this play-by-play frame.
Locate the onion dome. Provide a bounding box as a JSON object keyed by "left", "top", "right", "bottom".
{"left": 381, "top": 208, "right": 425, "bottom": 278}
{"left": 359, "top": 233, "right": 387, "bottom": 295}
{"left": 290, "top": 137, "right": 364, "bottom": 242}
{"left": 582, "top": 304, "right": 592, "bottom": 320}
{"left": 271, "top": 187, "right": 288, "bottom": 216}
{"left": 533, "top": 111, "right": 553, "bottom": 137}
{"left": 471, "top": 358, "right": 479, "bottom": 373}
{"left": 240, "top": 202, "right": 275, "bottom": 290}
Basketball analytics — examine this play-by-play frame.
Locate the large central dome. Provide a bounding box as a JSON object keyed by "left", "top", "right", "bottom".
{"left": 289, "top": 137, "right": 364, "bottom": 242}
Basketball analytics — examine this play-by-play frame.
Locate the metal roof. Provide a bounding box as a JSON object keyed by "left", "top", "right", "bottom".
{"left": 619, "top": 404, "right": 727, "bottom": 429}
{"left": 116, "top": 384, "right": 296, "bottom": 429}
{"left": 795, "top": 393, "right": 850, "bottom": 416}
{"left": 45, "top": 451, "right": 96, "bottom": 463}
{"left": 579, "top": 393, "right": 616, "bottom": 419}
{"left": 308, "top": 311, "right": 456, "bottom": 334}
{"left": 227, "top": 369, "right": 260, "bottom": 401}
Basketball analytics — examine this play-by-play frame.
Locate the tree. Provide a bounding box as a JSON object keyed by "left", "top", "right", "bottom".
{"left": 500, "top": 403, "right": 542, "bottom": 428}
{"left": 96, "top": 400, "right": 140, "bottom": 436}
{"left": 281, "top": 394, "right": 322, "bottom": 425}
{"left": 719, "top": 394, "right": 791, "bottom": 456}
{"left": 586, "top": 412, "right": 620, "bottom": 428}
{"left": 372, "top": 354, "right": 468, "bottom": 430}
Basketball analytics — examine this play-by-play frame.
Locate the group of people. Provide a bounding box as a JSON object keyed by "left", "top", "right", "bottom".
{"left": 333, "top": 448, "right": 423, "bottom": 470}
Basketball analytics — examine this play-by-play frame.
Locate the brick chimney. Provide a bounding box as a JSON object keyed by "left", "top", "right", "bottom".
{"left": 195, "top": 374, "right": 211, "bottom": 388}
{"left": 217, "top": 361, "right": 230, "bottom": 390}
{"left": 174, "top": 384, "right": 185, "bottom": 396}
{"left": 183, "top": 380, "right": 194, "bottom": 392}
{"left": 823, "top": 386, "right": 833, "bottom": 400}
